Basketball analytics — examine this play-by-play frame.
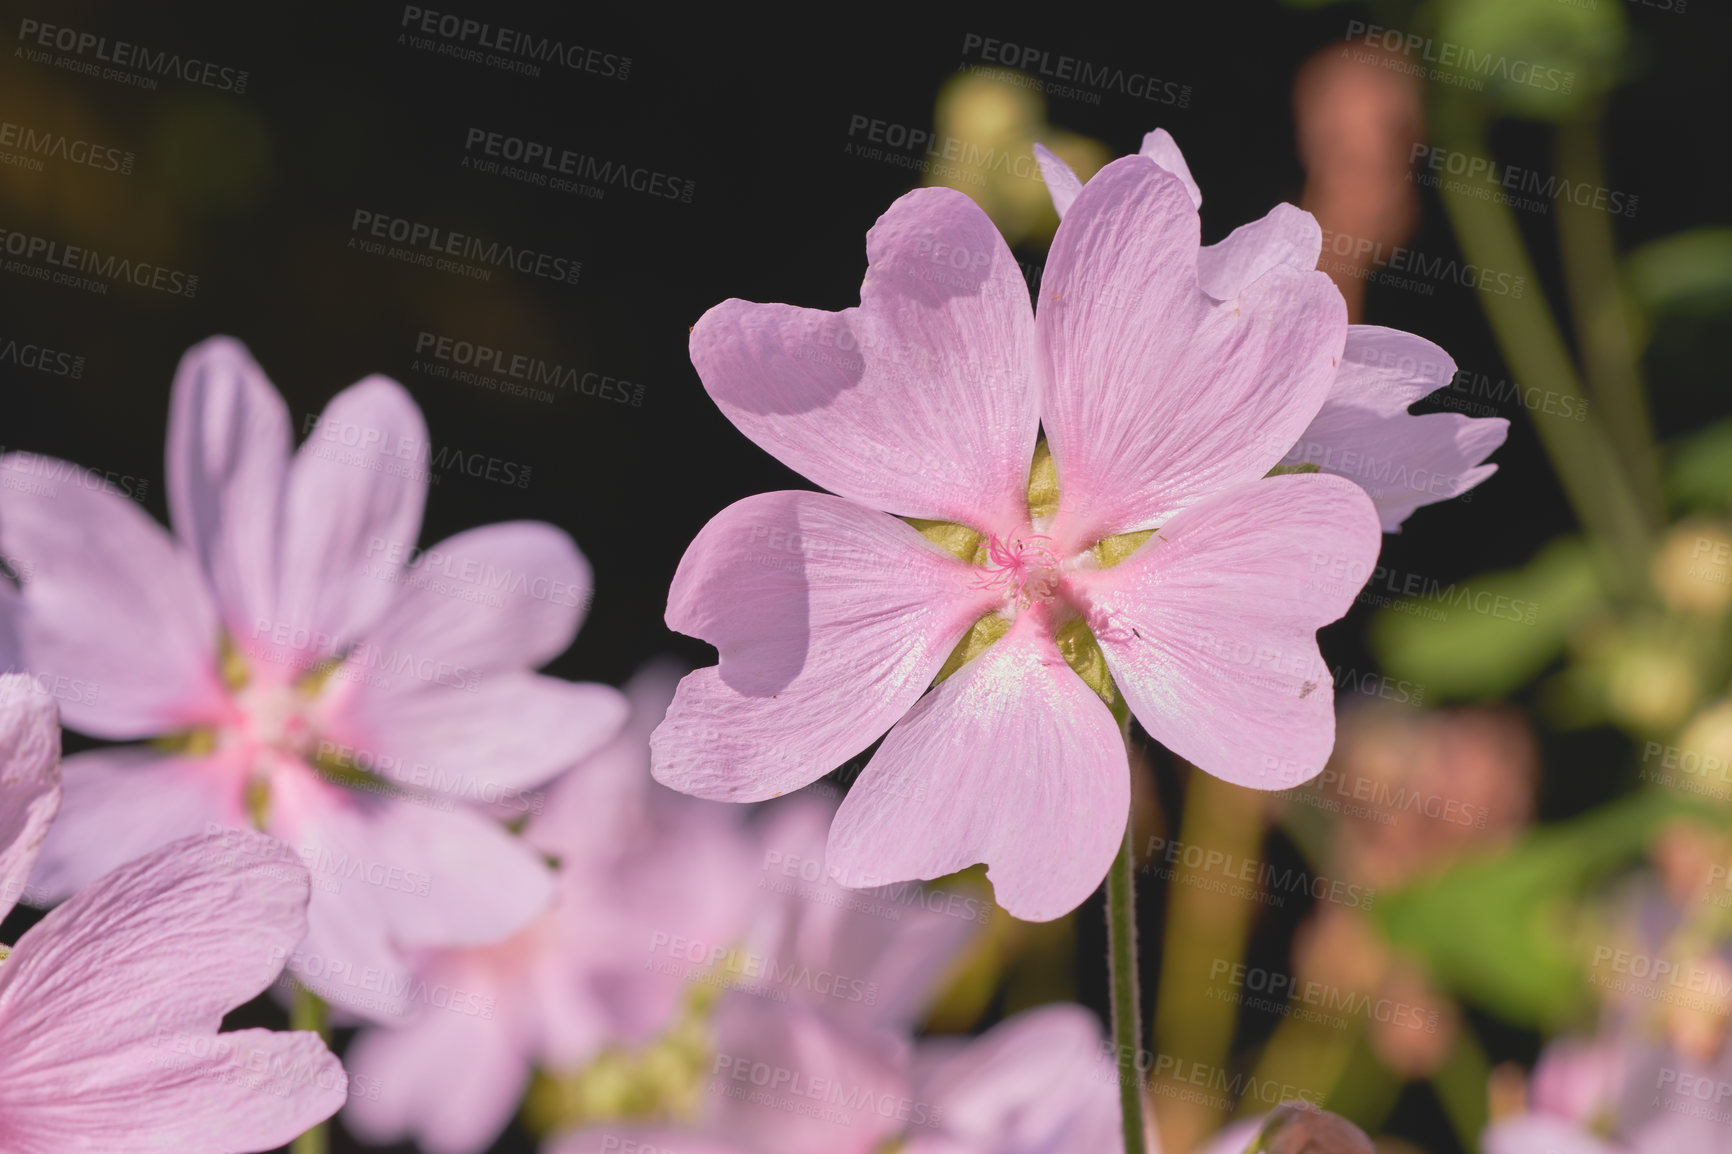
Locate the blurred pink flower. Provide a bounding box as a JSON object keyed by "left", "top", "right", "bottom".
{"left": 342, "top": 660, "right": 761, "bottom": 1154}
{"left": 903, "top": 1003, "right": 1124, "bottom": 1154}
{"left": 1036, "top": 130, "right": 1506, "bottom": 533}
{"left": 0, "top": 674, "right": 346, "bottom": 1152}
{"left": 549, "top": 1004, "right": 1124, "bottom": 1154}
{"left": 654, "top": 159, "right": 1383, "bottom": 920}
{"left": 0, "top": 337, "right": 627, "bottom": 1021}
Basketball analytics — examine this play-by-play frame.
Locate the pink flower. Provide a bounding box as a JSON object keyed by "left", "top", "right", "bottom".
{"left": 0, "top": 337, "right": 627, "bottom": 1020}
{"left": 903, "top": 1004, "right": 1125, "bottom": 1154}
{"left": 342, "top": 661, "right": 761, "bottom": 1154}
{"left": 1035, "top": 129, "right": 1507, "bottom": 533}
{"left": 0, "top": 674, "right": 346, "bottom": 1153}
{"left": 653, "top": 155, "right": 1384, "bottom": 919}
{"left": 548, "top": 1005, "right": 1125, "bottom": 1154}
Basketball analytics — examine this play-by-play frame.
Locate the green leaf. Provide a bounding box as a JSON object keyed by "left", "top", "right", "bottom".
{"left": 1627, "top": 228, "right": 1732, "bottom": 320}
{"left": 1427, "top": 0, "right": 1629, "bottom": 121}
{"left": 1375, "top": 790, "right": 1712, "bottom": 1027}
{"left": 1666, "top": 417, "right": 1732, "bottom": 512}
{"left": 1369, "top": 536, "right": 1605, "bottom": 700}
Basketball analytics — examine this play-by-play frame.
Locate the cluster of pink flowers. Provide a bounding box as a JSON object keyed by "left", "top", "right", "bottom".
{"left": 0, "top": 122, "right": 1504, "bottom": 1152}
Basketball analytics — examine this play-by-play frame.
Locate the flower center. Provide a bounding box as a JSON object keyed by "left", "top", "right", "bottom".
{"left": 974, "top": 530, "right": 1062, "bottom": 606}
{"left": 230, "top": 681, "right": 316, "bottom": 758}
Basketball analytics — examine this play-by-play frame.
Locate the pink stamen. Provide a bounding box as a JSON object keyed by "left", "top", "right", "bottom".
{"left": 973, "top": 532, "right": 1060, "bottom": 604}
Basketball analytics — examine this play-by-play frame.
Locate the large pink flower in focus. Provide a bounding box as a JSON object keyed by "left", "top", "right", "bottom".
{"left": 1036, "top": 129, "right": 1508, "bottom": 532}
{"left": 652, "top": 157, "right": 1384, "bottom": 919}
{"left": 0, "top": 675, "right": 346, "bottom": 1152}
{"left": 343, "top": 661, "right": 761, "bottom": 1154}
{"left": 0, "top": 337, "right": 628, "bottom": 1020}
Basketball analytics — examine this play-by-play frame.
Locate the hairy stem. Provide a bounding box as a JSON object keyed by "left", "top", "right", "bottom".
{"left": 1108, "top": 803, "right": 1148, "bottom": 1154}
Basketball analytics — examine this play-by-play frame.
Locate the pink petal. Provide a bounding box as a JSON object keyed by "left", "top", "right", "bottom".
{"left": 1285, "top": 327, "right": 1508, "bottom": 531}
{"left": 1066, "top": 473, "right": 1381, "bottom": 789}
{"left": 690, "top": 188, "right": 1041, "bottom": 532}
{"left": 827, "top": 611, "right": 1128, "bottom": 922}
{"left": 529, "top": 658, "right": 687, "bottom": 861}
{"left": 342, "top": 1000, "right": 528, "bottom": 1154}
{"left": 1197, "top": 204, "right": 1322, "bottom": 301}
{"left": 0, "top": 1026, "right": 345, "bottom": 1154}
{"left": 1033, "top": 143, "right": 1084, "bottom": 218}
{"left": 706, "top": 996, "right": 912, "bottom": 1154}
{"left": 281, "top": 782, "right": 555, "bottom": 955}
{"left": 270, "top": 376, "right": 429, "bottom": 674}
{"left": 0, "top": 453, "right": 227, "bottom": 739}
{"left": 1140, "top": 128, "right": 1203, "bottom": 208}
{"left": 0, "top": 676, "right": 59, "bottom": 922}
{"left": 0, "top": 828, "right": 309, "bottom": 1033}
{"left": 318, "top": 672, "right": 627, "bottom": 800}
{"left": 362, "top": 521, "right": 596, "bottom": 673}
{"left": 752, "top": 796, "right": 979, "bottom": 1032}
{"left": 653, "top": 491, "right": 996, "bottom": 801}
{"left": 1037, "top": 158, "right": 1347, "bottom": 551}
{"left": 27, "top": 747, "right": 243, "bottom": 905}
{"left": 1037, "top": 133, "right": 1321, "bottom": 304}
{"left": 1483, "top": 1115, "right": 1626, "bottom": 1154}
{"left": 908, "top": 1005, "right": 1119, "bottom": 1154}
{"left": 166, "top": 336, "right": 290, "bottom": 643}
{"left": 0, "top": 831, "right": 341, "bottom": 1151}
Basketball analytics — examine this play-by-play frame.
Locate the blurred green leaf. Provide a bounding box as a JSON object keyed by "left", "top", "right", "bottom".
{"left": 1666, "top": 416, "right": 1732, "bottom": 511}
{"left": 1627, "top": 229, "right": 1732, "bottom": 340}
{"left": 1376, "top": 790, "right": 1709, "bottom": 1027}
{"left": 1424, "top": 0, "right": 1627, "bottom": 120}
{"left": 1370, "top": 537, "right": 1605, "bottom": 699}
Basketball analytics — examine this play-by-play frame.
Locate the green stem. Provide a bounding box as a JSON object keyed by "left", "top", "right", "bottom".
{"left": 291, "top": 983, "right": 330, "bottom": 1154}
{"left": 1554, "top": 116, "right": 1665, "bottom": 523}
{"left": 1430, "top": 95, "right": 1654, "bottom": 598}
{"left": 1107, "top": 809, "right": 1148, "bottom": 1154}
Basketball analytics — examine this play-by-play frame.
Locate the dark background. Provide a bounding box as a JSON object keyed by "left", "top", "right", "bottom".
{"left": 1, "top": 2, "right": 1726, "bottom": 1151}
